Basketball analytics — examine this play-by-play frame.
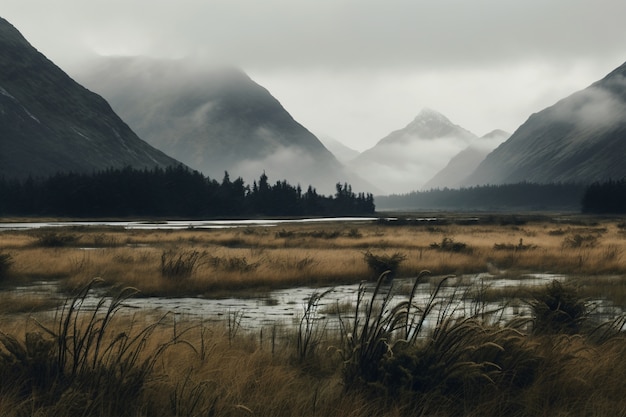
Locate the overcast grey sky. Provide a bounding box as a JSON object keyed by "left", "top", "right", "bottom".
{"left": 4, "top": 0, "right": 626, "bottom": 151}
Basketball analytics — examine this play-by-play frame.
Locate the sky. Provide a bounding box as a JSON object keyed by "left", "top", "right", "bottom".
{"left": 4, "top": 0, "right": 626, "bottom": 152}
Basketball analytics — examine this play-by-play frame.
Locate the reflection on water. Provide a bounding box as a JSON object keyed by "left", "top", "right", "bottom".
{"left": 12, "top": 273, "right": 622, "bottom": 334}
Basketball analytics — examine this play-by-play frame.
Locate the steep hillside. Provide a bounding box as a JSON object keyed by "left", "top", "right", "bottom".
{"left": 349, "top": 108, "right": 477, "bottom": 194}
{"left": 75, "top": 57, "right": 374, "bottom": 195}
{"left": 424, "top": 129, "right": 510, "bottom": 189}
{"left": 464, "top": 61, "right": 626, "bottom": 186}
{"left": 0, "top": 17, "right": 180, "bottom": 180}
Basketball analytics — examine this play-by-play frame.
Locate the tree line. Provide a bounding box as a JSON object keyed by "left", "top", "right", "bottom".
{"left": 581, "top": 178, "right": 626, "bottom": 214}
{"left": 0, "top": 165, "right": 375, "bottom": 217}
{"left": 376, "top": 182, "right": 587, "bottom": 211}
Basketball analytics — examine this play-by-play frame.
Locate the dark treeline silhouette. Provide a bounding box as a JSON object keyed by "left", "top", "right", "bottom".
{"left": 377, "top": 182, "right": 586, "bottom": 211}
{"left": 0, "top": 166, "right": 375, "bottom": 217}
{"left": 581, "top": 178, "right": 626, "bottom": 214}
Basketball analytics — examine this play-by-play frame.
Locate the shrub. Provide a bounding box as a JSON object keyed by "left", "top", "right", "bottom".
{"left": 430, "top": 237, "right": 470, "bottom": 253}
{"left": 562, "top": 234, "right": 598, "bottom": 249}
{"left": 530, "top": 280, "right": 588, "bottom": 335}
{"left": 493, "top": 238, "right": 536, "bottom": 251}
{"left": 363, "top": 251, "right": 406, "bottom": 279}
{"left": 34, "top": 231, "right": 80, "bottom": 247}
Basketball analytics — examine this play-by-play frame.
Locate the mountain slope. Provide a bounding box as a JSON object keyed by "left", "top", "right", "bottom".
{"left": 318, "top": 134, "right": 360, "bottom": 164}
{"left": 464, "top": 61, "right": 626, "bottom": 186}
{"left": 348, "top": 108, "right": 477, "bottom": 194}
{"left": 75, "top": 57, "right": 375, "bottom": 195}
{"left": 0, "top": 17, "right": 181, "bottom": 180}
{"left": 424, "top": 129, "right": 510, "bottom": 189}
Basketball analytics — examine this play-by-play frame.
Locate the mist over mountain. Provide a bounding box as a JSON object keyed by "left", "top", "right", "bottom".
{"left": 317, "top": 134, "right": 360, "bottom": 164}
{"left": 0, "top": 17, "right": 180, "bottom": 180}
{"left": 464, "top": 61, "right": 626, "bottom": 186}
{"left": 75, "top": 57, "right": 374, "bottom": 195}
{"left": 424, "top": 129, "right": 510, "bottom": 189}
{"left": 348, "top": 108, "right": 477, "bottom": 194}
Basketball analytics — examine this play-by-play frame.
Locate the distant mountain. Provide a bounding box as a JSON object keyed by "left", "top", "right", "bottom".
{"left": 464, "top": 61, "right": 626, "bottom": 186}
{"left": 424, "top": 129, "right": 510, "bottom": 189}
{"left": 0, "top": 17, "right": 181, "bottom": 181}
{"left": 348, "top": 108, "right": 477, "bottom": 194}
{"left": 318, "top": 135, "right": 360, "bottom": 163}
{"left": 75, "top": 57, "right": 375, "bottom": 195}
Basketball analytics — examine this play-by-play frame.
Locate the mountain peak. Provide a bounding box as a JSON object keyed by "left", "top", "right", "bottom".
{"left": 349, "top": 108, "right": 478, "bottom": 194}
{"left": 481, "top": 129, "right": 510, "bottom": 140}
{"left": 383, "top": 107, "right": 475, "bottom": 142}
{"left": 404, "top": 108, "right": 455, "bottom": 136}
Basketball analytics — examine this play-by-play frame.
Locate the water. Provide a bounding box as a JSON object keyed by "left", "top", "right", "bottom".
{"left": 0, "top": 217, "right": 379, "bottom": 231}
{"left": 14, "top": 272, "right": 618, "bottom": 334}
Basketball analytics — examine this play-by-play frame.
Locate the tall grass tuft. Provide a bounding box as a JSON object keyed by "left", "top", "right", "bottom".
{"left": 0, "top": 279, "right": 186, "bottom": 416}
{"left": 363, "top": 251, "right": 406, "bottom": 280}
{"left": 161, "top": 249, "right": 205, "bottom": 280}
{"left": 34, "top": 231, "right": 80, "bottom": 247}
{"left": 337, "top": 270, "right": 546, "bottom": 414}
{"left": 297, "top": 289, "right": 332, "bottom": 363}
{"left": 339, "top": 270, "right": 445, "bottom": 386}
{"left": 530, "top": 279, "right": 588, "bottom": 335}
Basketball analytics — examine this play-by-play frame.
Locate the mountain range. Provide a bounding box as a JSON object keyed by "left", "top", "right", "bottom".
{"left": 3, "top": 13, "right": 626, "bottom": 202}
{"left": 464, "top": 61, "right": 626, "bottom": 186}
{"left": 74, "top": 57, "right": 375, "bottom": 195}
{"left": 348, "top": 108, "right": 478, "bottom": 194}
{"left": 0, "top": 17, "right": 180, "bottom": 180}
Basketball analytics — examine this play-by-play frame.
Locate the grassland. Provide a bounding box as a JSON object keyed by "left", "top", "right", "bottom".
{"left": 2, "top": 214, "right": 626, "bottom": 299}
{"left": 1, "top": 214, "right": 626, "bottom": 416}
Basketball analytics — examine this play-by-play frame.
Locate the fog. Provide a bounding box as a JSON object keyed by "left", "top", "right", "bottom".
{"left": 551, "top": 83, "right": 626, "bottom": 131}
{"left": 3, "top": 1, "right": 626, "bottom": 152}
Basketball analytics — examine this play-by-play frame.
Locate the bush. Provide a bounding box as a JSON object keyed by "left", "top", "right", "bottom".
{"left": 530, "top": 280, "right": 588, "bottom": 335}
{"left": 493, "top": 238, "right": 536, "bottom": 251}
{"left": 562, "top": 234, "right": 598, "bottom": 249}
{"left": 363, "top": 251, "right": 406, "bottom": 279}
{"left": 430, "top": 237, "right": 470, "bottom": 253}
{"left": 34, "top": 231, "right": 80, "bottom": 247}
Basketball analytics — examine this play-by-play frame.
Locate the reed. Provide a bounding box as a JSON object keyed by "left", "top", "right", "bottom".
{"left": 2, "top": 279, "right": 626, "bottom": 416}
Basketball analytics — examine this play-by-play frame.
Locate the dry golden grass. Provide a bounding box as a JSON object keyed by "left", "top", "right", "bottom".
{"left": 4, "top": 303, "right": 626, "bottom": 417}
{"left": 1, "top": 216, "right": 625, "bottom": 298}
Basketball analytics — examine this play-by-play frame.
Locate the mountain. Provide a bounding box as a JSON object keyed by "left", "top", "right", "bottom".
{"left": 464, "top": 61, "right": 626, "bottom": 186}
{"left": 74, "top": 57, "right": 375, "bottom": 195}
{"left": 0, "top": 17, "right": 181, "bottom": 181}
{"left": 348, "top": 108, "right": 477, "bottom": 194}
{"left": 423, "top": 129, "right": 510, "bottom": 189}
{"left": 318, "top": 134, "right": 360, "bottom": 163}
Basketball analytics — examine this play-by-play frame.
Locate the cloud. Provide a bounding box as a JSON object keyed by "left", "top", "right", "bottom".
{"left": 3, "top": 0, "right": 626, "bottom": 152}
{"left": 548, "top": 79, "right": 626, "bottom": 132}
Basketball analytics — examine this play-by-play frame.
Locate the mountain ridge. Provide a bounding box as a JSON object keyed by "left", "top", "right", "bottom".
{"left": 75, "top": 56, "right": 376, "bottom": 195}
{"left": 464, "top": 60, "right": 626, "bottom": 186}
{"left": 0, "top": 17, "right": 181, "bottom": 180}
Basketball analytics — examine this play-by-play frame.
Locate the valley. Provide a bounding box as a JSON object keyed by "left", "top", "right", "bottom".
{"left": 1, "top": 214, "right": 626, "bottom": 416}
